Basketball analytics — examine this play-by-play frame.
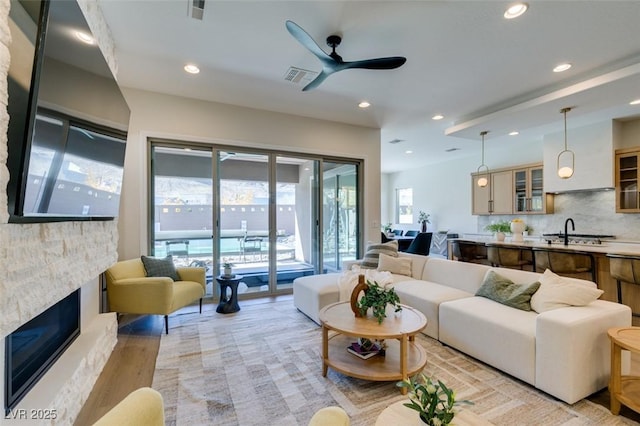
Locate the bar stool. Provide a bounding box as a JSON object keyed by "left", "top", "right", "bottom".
{"left": 486, "top": 244, "right": 533, "bottom": 270}
{"left": 607, "top": 253, "right": 640, "bottom": 318}
{"left": 532, "top": 247, "right": 596, "bottom": 283}
{"left": 451, "top": 240, "right": 488, "bottom": 264}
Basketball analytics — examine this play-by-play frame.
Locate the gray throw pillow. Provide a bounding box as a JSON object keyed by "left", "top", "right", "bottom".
{"left": 141, "top": 255, "right": 180, "bottom": 281}
{"left": 476, "top": 270, "right": 540, "bottom": 311}
{"left": 360, "top": 240, "right": 399, "bottom": 269}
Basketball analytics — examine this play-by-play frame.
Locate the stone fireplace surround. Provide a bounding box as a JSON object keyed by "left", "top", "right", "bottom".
{"left": 1, "top": 0, "right": 121, "bottom": 424}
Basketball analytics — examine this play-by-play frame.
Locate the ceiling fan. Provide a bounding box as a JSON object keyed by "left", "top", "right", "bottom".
{"left": 285, "top": 20, "right": 407, "bottom": 91}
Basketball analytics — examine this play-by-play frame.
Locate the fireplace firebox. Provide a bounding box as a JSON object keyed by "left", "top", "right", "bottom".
{"left": 4, "top": 290, "right": 80, "bottom": 414}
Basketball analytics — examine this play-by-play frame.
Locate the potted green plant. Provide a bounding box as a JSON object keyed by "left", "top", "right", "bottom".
{"left": 397, "top": 374, "right": 473, "bottom": 426}
{"left": 356, "top": 280, "right": 402, "bottom": 324}
{"left": 222, "top": 261, "right": 234, "bottom": 277}
{"left": 418, "top": 211, "right": 431, "bottom": 233}
{"left": 484, "top": 221, "right": 511, "bottom": 241}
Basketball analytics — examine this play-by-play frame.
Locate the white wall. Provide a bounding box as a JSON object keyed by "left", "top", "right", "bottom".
{"left": 118, "top": 88, "right": 381, "bottom": 260}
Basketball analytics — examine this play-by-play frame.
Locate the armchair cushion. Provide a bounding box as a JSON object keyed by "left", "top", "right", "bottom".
{"left": 141, "top": 255, "right": 180, "bottom": 281}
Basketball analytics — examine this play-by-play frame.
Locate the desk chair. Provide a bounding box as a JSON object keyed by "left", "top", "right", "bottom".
{"left": 486, "top": 244, "right": 533, "bottom": 270}
{"left": 404, "top": 230, "right": 419, "bottom": 237}
{"left": 532, "top": 247, "right": 596, "bottom": 283}
{"left": 381, "top": 232, "right": 391, "bottom": 243}
{"left": 607, "top": 253, "right": 640, "bottom": 317}
{"left": 391, "top": 229, "right": 403, "bottom": 236}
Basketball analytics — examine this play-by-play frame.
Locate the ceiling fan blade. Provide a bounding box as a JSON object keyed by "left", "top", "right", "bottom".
{"left": 285, "top": 20, "right": 335, "bottom": 67}
{"left": 302, "top": 69, "right": 333, "bottom": 92}
{"left": 344, "top": 56, "right": 407, "bottom": 70}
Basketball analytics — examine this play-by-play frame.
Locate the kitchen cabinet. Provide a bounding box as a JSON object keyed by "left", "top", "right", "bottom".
{"left": 514, "top": 164, "right": 554, "bottom": 214}
{"left": 615, "top": 148, "right": 640, "bottom": 212}
{"left": 472, "top": 170, "right": 513, "bottom": 215}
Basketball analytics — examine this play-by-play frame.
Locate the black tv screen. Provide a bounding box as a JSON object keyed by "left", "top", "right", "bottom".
{"left": 7, "top": 0, "right": 130, "bottom": 222}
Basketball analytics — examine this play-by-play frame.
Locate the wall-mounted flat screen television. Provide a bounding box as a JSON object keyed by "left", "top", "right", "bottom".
{"left": 7, "top": 0, "right": 130, "bottom": 222}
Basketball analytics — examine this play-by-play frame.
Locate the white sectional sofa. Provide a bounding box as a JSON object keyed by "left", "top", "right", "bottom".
{"left": 293, "top": 252, "right": 631, "bottom": 404}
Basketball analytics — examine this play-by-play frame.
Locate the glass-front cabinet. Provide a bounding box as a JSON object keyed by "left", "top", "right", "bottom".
{"left": 513, "top": 165, "right": 548, "bottom": 214}
{"left": 616, "top": 149, "right": 640, "bottom": 212}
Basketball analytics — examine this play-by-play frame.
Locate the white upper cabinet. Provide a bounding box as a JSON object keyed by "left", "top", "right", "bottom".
{"left": 543, "top": 120, "right": 621, "bottom": 193}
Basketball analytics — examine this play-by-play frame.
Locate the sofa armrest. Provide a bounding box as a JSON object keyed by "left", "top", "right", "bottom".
{"left": 535, "top": 300, "right": 631, "bottom": 404}
{"left": 107, "top": 277, "right": 174, "bottom": 313}
{"left": 176, "top": 266, "right": 206, "bottom": 290}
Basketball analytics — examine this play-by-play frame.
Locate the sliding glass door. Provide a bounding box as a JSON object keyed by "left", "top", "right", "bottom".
{"left": 149, "top": 141, "right": 360, "bottom": 298}
{"left": 149, "top": 145, "right": 214, "bottom": 293}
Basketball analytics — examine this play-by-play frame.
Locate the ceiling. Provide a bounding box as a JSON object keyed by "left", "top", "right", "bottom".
{"left": 97, "top": 1, "right": 640, "bottom": 173}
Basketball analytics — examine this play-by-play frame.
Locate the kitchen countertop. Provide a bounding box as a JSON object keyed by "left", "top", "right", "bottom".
{"left": 456, "top": 234, "right": 640, "bottom": 256}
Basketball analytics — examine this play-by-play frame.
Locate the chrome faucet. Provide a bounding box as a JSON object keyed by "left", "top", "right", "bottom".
{"left": 564, "top": 218, "right": 575, "bottom": 246}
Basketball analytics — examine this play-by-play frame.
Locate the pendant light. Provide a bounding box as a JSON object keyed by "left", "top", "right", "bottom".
{"left": 477, "top": 131, "right": 489, "bottom": 187}
{"left": 557, "top": 107, "right": 574, "bottom": 179}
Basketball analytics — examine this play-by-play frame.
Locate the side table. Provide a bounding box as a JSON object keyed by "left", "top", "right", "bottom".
{"left": 216, "top": 275, "right": 242, "bottom": 314}
{"left": 608, "top": 327, "right": 640, "bottom": 415}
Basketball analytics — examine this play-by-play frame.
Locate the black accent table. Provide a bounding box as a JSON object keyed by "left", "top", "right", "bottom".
{"left": 216, "top": 275, "right": 242, "bottom": 314}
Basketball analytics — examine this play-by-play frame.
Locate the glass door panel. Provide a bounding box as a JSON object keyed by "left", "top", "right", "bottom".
{"left": 529, "top": 168, "right": 544, "bottom": 212}
{"left": 323, "top": 162, "right": 358, "bottom": 272}
{"left": 514, "top": 169, "right": 527, "bottom": 213}
{"left": 150, "top": 145, "right": 214, "bottom": 294}
{"left": 217, "top": 151, "right": 269, "bottom": 295}
{"left": 275, "top": 156, "right": 320, "bottom": 291}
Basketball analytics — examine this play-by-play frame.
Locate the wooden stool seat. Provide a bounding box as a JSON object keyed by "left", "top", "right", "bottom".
{"left": 532, "top": 247, "right": 596, "bottom": 283}
{"left": 452, "top": 240, "right": 487, "bottom": 264}
{"left": 486, "top": 244, "right": 533, "bottom": 270}
{"left": 607, "top": 253, "right": 640, "bottom": 317}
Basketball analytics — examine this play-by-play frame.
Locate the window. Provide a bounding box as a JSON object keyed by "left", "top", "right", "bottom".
{"left": 396, "top": 188, "right": 413, "bottom": 224}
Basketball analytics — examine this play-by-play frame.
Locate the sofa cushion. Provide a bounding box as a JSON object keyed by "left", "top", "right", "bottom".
{"left": 439, "top": 296, "right": 538, "bottom": 385}
{"left": 377, "top": 253, "right": 412, "bottom": 276}
{"left": 393, "top": 280, "right": 473, "bottom": 339}
{"left": 421, "top": 258, "right": 490, "bottom": 294}
{"left": 476, "top": 270, "right": 540, "bottom": 311}
{"left": 360, "top": 240, "right": 399, "bottom": 269}
{"left": 141, "top": 255, "right": 180, "bottom": 281}
{"left": 530, "top": 269, "right": 604, "bottom": 313}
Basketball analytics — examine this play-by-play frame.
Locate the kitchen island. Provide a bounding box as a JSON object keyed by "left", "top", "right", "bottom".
{"left": 448, "top": 235, "right": 640, "bottom": 322}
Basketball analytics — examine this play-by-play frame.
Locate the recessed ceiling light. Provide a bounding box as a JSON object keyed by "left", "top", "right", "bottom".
{"left": 405, "top": 150, "right": 413, "bottom": 154}
{"left": 553, "top": 63, "right": 572, "bottom": 73}
{"left": 509, "top": 131, "right": 519, "bottom": 136}
{"left": 504, "top": 3, "right": 528, "bottom": 19}
{"left": 358, "top": 101, "right": 371, "bottom": 108}
{"left": 75, "top": 31, "right": 94, "bottom": 45}
{"left": 630, "top": 99, "right": 640, "bottom": 105}
{"left": 184, "top": 64, "right": 200, "bottom": 74}
{"left": 432, "top": 114, "right": 444, "bottom": 120}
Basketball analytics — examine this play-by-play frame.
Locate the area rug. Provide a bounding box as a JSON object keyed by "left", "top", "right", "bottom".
{"left": 152, "top": 300, "right": 636, "bottom": 425}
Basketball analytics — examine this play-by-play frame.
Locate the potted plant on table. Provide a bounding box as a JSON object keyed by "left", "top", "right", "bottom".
{"left": 397, "top": 374, "right": 473, "bottom": 426}
{"left": 351, "top": 279, "right": 402, "bottom": 324}
{"left": 418, "top": 211, "right": 431, "bottom": 233}
{"left": 484, "top": 221, "right": 511, "bottom": 242}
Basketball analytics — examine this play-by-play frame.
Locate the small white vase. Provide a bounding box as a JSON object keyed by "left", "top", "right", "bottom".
{"left": 496, "top": 232, "right": 506, "bottom": 242}
{"left": 223, "top": 266, "right": 232, "bottom": 277}
{"left": 510, "top": 221, "right": 526, "bottom": 242}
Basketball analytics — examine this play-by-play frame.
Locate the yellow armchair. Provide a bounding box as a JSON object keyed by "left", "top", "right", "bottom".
{"left": 105, "top": 258, "right": 206, "bottom": 333}
{"left": 92, "top": 387, "right": 164, "bottom": 426}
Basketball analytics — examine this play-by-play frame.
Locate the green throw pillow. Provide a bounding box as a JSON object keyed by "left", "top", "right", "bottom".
{"left": 360, "top": 240, "right": 399, "bottom": 269}
{"left": 141, "top": 255, "right": 180, "bottom": 281}
{"left": 476, "top": 270, "right": 540, "bottom": 311}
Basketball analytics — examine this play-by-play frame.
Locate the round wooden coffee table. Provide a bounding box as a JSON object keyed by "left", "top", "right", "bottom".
{"left": 319, "top": 301, "right": 427, "bottom": 394}
{"left": 608, "top": 327, "right": 640, "bottom": 415}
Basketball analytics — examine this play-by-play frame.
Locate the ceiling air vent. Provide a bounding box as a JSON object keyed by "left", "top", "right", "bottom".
{"left": 188, "top": 0, "right": 205, "bottom": 20}
{"left": 284, "top": 67, "right": 318, "bottom": 86}
{"left": 445, "top": 147, "right": 460, "bottom": 152}
{"left": 388, "top": 139, "right": 405, "bottom": 144}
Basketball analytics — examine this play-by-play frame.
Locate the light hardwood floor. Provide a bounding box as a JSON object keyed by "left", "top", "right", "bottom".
{"left": 74, "top": 297, "right": 640, "bottom": 425}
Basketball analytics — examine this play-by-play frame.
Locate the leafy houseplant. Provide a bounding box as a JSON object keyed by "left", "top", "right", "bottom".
{"left": 356, "top": 280, "right": 402, "bottom": 324}
{"left": 418, "top": 211, "right": 431, "bottom": 232}
{"left": 484, "top": 221, "right": 511, "bottom": 233}
{"left": 397, "top": 374, "right": 473, "bottom": 426}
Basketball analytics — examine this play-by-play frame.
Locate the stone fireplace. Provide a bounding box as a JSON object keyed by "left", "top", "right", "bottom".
{"left": 0, "top": 0, "right": 121, "bottom": 424}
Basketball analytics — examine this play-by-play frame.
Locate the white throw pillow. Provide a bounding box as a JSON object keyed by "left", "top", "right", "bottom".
{"left": 530, "top": 269, "right": 604, "bottom": 313}
{"left": 377, "top": 253, "right": 412, "bottom": 276}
